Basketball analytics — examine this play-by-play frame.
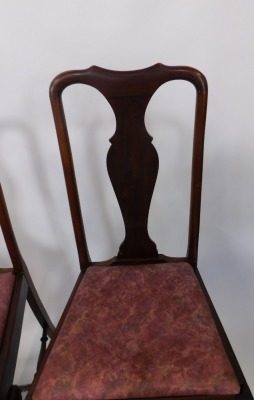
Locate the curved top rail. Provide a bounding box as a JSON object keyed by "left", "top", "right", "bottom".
{"left": 50, "top": 63, "right": 207, "bottom": 98}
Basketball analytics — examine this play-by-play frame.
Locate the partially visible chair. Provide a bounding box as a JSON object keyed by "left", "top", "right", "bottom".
{"left": 28, "top": 64, "right": 253, "bottom": 400}
{"left": 0, "top": 184, "right": 55, "bottom": 399}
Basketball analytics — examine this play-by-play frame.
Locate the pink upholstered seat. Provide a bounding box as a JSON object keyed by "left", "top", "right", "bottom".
{"left": 33, "top": 263, "right": 240, "bottom": 400}
{"left": 0, "top": 271, "right": 15, "bottom": 343}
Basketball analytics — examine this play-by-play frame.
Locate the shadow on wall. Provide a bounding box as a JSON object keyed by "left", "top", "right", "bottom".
{"left": 0, "top": 119, "right": 76, "bottom": 317}
{"left": 0, "top": 110, "right": 124, "bottom": 303}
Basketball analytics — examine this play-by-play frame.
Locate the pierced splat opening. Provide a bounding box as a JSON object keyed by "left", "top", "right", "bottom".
{"left": 62, "top": 84, "right": 121, "bottom": 261}
{"left": 145, "top": 80, "right": 196, "bottom": 257}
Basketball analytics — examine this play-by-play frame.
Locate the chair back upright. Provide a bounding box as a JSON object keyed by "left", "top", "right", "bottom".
{"left": 0, "top": 184, "right": 25, "bottom": 274}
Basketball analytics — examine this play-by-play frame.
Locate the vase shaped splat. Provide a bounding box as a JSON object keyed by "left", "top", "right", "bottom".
{"left": 107, "top": 98, "right": 158, "bottom": 259}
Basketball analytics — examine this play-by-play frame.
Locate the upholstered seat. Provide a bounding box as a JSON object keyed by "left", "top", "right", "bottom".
{"left": 0, "top": 271, "right": 15, "bottom": 342}
{"left": 33, "top": 263, "right": 239, "bottom": 400}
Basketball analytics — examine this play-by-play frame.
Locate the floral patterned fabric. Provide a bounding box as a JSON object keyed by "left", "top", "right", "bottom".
{"left": 0, "top": 271, "right": 15, "bottom": 344}
{"left": 33, "top": 263, "right": 240, "bottom": 400}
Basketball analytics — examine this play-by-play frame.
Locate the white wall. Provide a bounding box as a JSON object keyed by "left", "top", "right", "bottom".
{"left": 0, "top": 0, "right": 253, "bottom": 393}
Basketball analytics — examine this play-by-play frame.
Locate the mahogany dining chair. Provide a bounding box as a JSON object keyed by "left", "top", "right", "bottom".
{"left": 27, "top": 64, "right": 253, "bottom": 400}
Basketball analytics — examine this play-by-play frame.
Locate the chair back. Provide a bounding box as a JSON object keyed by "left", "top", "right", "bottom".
{"left": 50, "top": 64, "right": 207, "bottom": 269}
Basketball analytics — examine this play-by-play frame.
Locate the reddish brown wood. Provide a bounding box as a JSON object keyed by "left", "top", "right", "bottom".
{"left": 107, "top": 97, "right": 159, "bottom": 258}
{"left": 50, "top": 63, "right": 207, "bottom": 266}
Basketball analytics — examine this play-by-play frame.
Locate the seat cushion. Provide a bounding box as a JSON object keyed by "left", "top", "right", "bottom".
{"left": 0, "top": 271, "right": 16, "bottom": 343}
{"left": 33, "top": 263, "right": 240, "bottom": 399}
